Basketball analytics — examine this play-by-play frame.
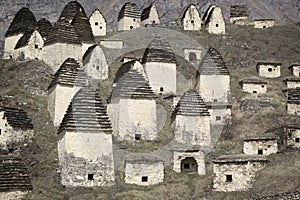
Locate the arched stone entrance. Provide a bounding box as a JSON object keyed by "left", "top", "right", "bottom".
{"left": 181, "top": 157, "right": 198, "bottom": 173}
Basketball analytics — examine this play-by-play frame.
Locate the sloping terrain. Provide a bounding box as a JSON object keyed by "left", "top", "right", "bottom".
{"left": 0, "top": 22, "right": 299, "bottom": 199}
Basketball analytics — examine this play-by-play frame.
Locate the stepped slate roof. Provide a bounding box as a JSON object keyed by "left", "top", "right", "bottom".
{"left": 111, "top": 69, "right": 156, "bottom": 100}
{"left": 48, "top": 58, "right": 87, "bottom": 90}
{"left": 58, "top": 1, "right": 85, "bottom": 23}
{"left": 172, "top": 90, "right": 210, "bottom": 117}
{"left": 37, "top": 18, "right": 52, "bottom": 39}
{"left": 199, "top": 48, "right": 229, "bottom": 75}
{"left": 44, "top": 20, "right": 81, "bottom": 46}
{"left": 142, "top": 37, "right": 176, "bottom": 64}
{"left": 230, "top": 5, "right": 248, "bottom": 18}
{"left": 287, "top": 88, "right": 300, "bottom": 104}
{"left": 203, "top": 5, "right": 217, "bottom": 25}
{"left": 0, "top": 153, "right": 33, "bottom": 192}
{"left": 181, "top": 4, "right": 200, "bottom": 22}
{"left": 114, "top": 60, "right": 146, "bottom": 84}
{"left": 6, "top": 7, "right": 37, "bottom": 37}
{"left": 58, "top": 87, "right": 112, "bottom": 134}
{"left": 14, "top": 30, "right": 36, "bottom": 49}
{"left": 141, "top": 4, "right": 154, "bottom": 21}
{"left": 0, "top": 107, "right": 33, "bottom": 130}
{"left": 118, "top": 2, "right": 141, "bottom": 21}
{"left": 72, "top": 11, "right": 95, "bottom": 43}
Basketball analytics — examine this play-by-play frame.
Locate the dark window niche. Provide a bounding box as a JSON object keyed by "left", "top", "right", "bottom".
{"left": 135, "top": 134, "right": 141, "bottom": 140}
{"left": 258, "top": 149, "right": 263, "bottom": 155}
{"left": 141, "top": 176, "right": 148, "bottom": 182}
{"left": 226, "top": 175, "right": 233, "bottom": 182}
{"left": 88, "top": 174, "right": 94, "bottom": 180}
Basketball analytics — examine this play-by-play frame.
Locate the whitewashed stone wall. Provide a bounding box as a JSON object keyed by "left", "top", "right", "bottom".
{"left": 257, "top": 64, "right": 281, "bottom": 78}
{"left": 0, "top": 191, "right": 28, "bottom": 200}
{"left": 89, "top": 9, "right": 106, "bottom": 36}
{"left": 199, "top": 75, "right": 230, "bottom": 102}
{"left": 205, "top": 7, "right": 225, "bottom": 35}
{"left": 43, "top": 43, "right": 82, "bottom": 72}
{"left": 291, "top": 66, "right": 300, "bottom": 77}
{"left": 125, "top": 161, "right": 164, "bottom": 185}
{"left": 144, "top": 62, "right": 176, "bottom": 95}
{"left": 0, "top": 112, "right": 34, "bottom": 149}
{"left": 242, "top": 83, "right": 267, "bottom": 94}
{"left": 230, "top": 16, "right": 248, "bottom": 25}
{"left": 48, "top": 85, "right": 81, "bottom": 127}
{"left": 117, "top": 17, "right": 140, "bottom": 31}
{"left": 208, "top": 106, "right": 231, "bottom": 125}
{"left": 286, "top": 81, "right": 300, "bottom": 89}
{"left": 141, "top": 5, "right": 160, "bottom": 27}
{"left": 213, "top": 161, "right": 266, "bottom": 192}
{"left": 254, "top": 20, "right": 275, "bottom": 29}
{"left": 287, "top": 129, "right": 300, "bottom": 148}
{"left": 83, "top": 45, "right": 108, "bottom": 80}
{"left": 172, "top": 151, "right": 205, "bottom": 175}
{"left": 13, "top": 30, "right": 44, "bottom": 60}
{"left": 182, "top": 5, "right": 202, "bottom": 31}
{"left": 99, "top": 40, "right": 123, "bottom": 49}
{"left": 243, "top": 139, "right": 278, "bottom": 155}
{"left": 174, "top": 115, "right": 210, "bottom": 147}
{"left": 287, "top": 103, "right": 300, "bottom": 116}
{"left": 111, "top": 99, "right": 157, "bottom": 141}
{"left": 58, "top": 131, "right": 115, "bottom": 187}
{"left": 3, "top": 34, "right": 23, "bottom": 59}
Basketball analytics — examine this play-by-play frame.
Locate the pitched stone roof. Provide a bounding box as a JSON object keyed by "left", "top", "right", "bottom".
{"left": 48, "top": 58, "right": 87, "bottom": 90}
{"left": 44, "top": 20, "right": 81, "bottom": 46}
{"left": 199, "top": 48, "right": 229, "bottom": 75}
{"left": 203, "top": 5, "right": 217, "bottom": 25}
{"left": 111, "top": 69, "right": 156, "bottom": 100}
{"left": 230, "top": 5, "right": 248, "bottom": 18}
{"left": 72, "top": 9, "right": 95, "bottom": 44}
{"left": 287, "top": 88, "right": 300, "bottom": 104}
{"left": 58, "top": 86, "right": 112, "bottom": 134}
{"left": 0, "top": 107, "right": 33, "bottom": 130}
{"left": 212, "top": 154, "right": 269, "bottom": 164}
{"left": 14, "top": 30, "right": 36, "bottom": 49}
{"left": 141, "top": 4, "right": 154, "bottom": 21}
{"left": 172, "top": 90, "right": 210, "bottom": 118}
{"left": 142, "top": 37, "right": 176, "bottom": 64}
{"left": 37, "top": 18, "right": 52, "bottom": 39}
{"left": 118, "top": 2, "right": 141, "bottom": 21}
{"left": 0, "top": 153, "right": 33, "bottom": 192}
{"left": 181, "top": 4, "right": 200, "bottom": 22}
{"left": 58, "top": 1, "right": 85, "bottom": 23}
{"left": 253, "top": 191, "right": 300, "bottom": 200}
{"left": 6, "top": 7, "right": 37, "bottom": 37}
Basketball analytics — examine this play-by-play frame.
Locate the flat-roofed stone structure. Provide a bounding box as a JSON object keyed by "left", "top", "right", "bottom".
{"left": 243, "top": 137, "right": 278, "bottom": 155}
{"left": 283, "top": 77, "right": 300, "bottom": 89}
{"left": 254, "top": 19, "right": 275, "bottom": 29}
{"left": 256, "top": 62, "right": 281, "bottom": 78}
{"left": 230, "top": 5, "right": 248, "bottom": 25}
{"left": 240, "top": 79, "right": 268, "bottom": 94}
{"left": 213, "top": 155, "right": 268, "bottom": 192}
{"left": 286, "top": 88, "right": 300, "bottom": 116}
{"left": 289, "top": 64, "right": 300, "bottom": 77}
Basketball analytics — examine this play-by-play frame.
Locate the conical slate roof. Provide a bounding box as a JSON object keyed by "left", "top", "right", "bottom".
{"left": 118, "top": 2, "right": 141, "bottom": 21}
{"left": 6, "top": 7, "right": 37, "bottom": 37}
{"left": 0, "top": 153, "right": 33, "bottom": 192}
{"left": 58, "top": 87, "right": 112, "bottom": 134}
{"left": 58, "top": 1, "right": 85, "bottom": 23}
{"left": 37, "top": 18, "right": 52, "bottom": 39}
{"left": 141, "top": 4, "right": 154, "bottom": 21}
{"left": 199, "top": 48, "right": 229, "bottom": 75}
{"left": 287, "top": 88, "right": 300, "bottom": 104}
{"left": 48, "top": 58, "right": 87, "bottom": 90}
{"left": 111, "top": 69, "right": 156, "bottom": 100}
{"left": 0, "top": 107, "right": 33, "bottom": 130}
{"left": 172, "top": 90, "right": 210, "bottom": 117}
{"left": 142, "top": 37, "right": 176, "bottom": 64}
{"left": 44, "top": 20, "right": 81, "bottom": 45}
{"left": 72, "top": 10, "right": 95, "bottom": 43}
{"left": 14, "top": 30, "right": 36, "bottom": 49}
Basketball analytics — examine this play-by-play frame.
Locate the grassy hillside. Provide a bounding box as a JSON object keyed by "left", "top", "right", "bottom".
{"left": 0, "top": 23, "right": 299, "bottom": 199}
